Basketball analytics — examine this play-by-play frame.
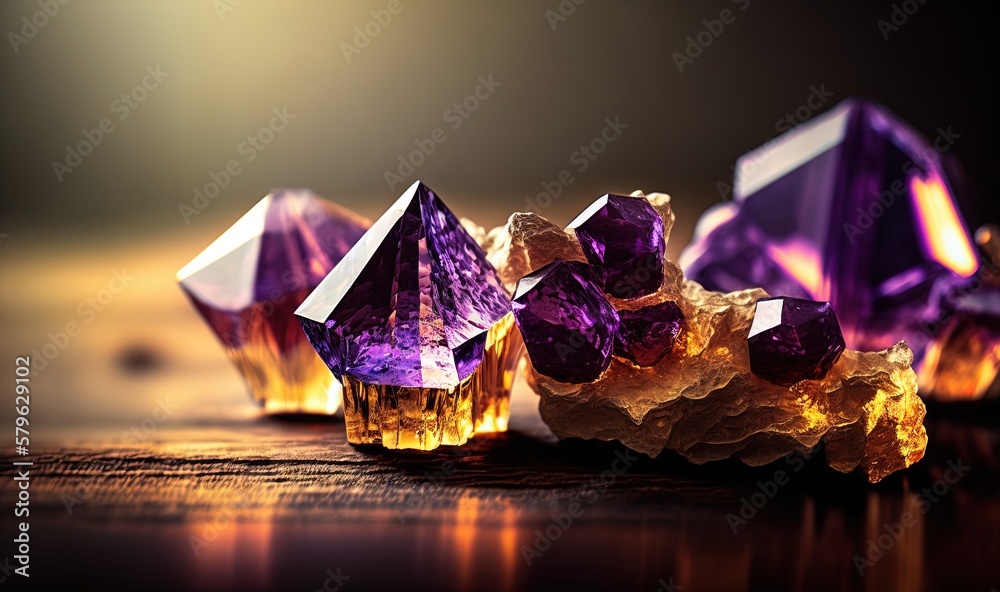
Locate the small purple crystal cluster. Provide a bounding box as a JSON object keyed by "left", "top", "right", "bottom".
{"left": 512, "top": 194, "right": 685, "bottom": 383}
{"left": 747, "top": 297, "right": 846, "bottom": 385}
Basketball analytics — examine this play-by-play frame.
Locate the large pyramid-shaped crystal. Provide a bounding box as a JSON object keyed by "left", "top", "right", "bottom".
{"left": 679, "top": 99, "right": 983, "bottom": 390}
{"left": 178, "top": 189, "right": 369, "bottom": 414}
{"left": 296, "top": 181, "right": 521, "bottom": 449}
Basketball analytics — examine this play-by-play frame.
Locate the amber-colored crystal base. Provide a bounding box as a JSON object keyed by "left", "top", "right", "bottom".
{"left": 918, "top": 311, "right": 1000, "bottom": 401}
{"left": 229, "top": 339, "right": 343, "bottom": 415}
{"left": 341, "top": 313, "right": 523, "bottom": 450}
{"left": 472, "top": 313, "right": 523, "bottom": 433}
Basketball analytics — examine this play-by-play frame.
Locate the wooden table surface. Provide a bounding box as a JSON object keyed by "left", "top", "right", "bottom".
{"left": 4, "top": 398, "right": 1000, "bottom": 591}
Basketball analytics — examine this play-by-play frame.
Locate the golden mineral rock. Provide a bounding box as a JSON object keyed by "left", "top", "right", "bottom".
{"left": 484, "top": 192, "right": 928, "bottom": 483}
{"left": 483, "top": 212, "right": 587, "bottom": 294}
{"left": 918, "top": 224, "right": 1000, "bottom": 401}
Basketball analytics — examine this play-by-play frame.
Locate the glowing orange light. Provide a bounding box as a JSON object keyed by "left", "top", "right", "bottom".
{"left": 454, "top": 497, "right": 480, "bottom": 592}
{"left": 910, "top": 176, "right": 978, "bottom": 277}
{"left": 768, "top": 241, "right": 825, "bottom": 299}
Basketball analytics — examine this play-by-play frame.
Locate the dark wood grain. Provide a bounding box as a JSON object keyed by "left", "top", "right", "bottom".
{"left": 3, "top": 412, "right": 999, "bottom": 592}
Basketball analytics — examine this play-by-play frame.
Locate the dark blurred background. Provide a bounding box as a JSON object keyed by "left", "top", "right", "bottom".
{"left": 1, "top": 0, "right": 997, "bottom": 250}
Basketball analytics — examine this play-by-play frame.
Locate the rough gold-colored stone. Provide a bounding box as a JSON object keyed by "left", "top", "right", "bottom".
{"left": 340, "top": 313, "right": 522, "bottom": 450}
{"left": 918, "top": 224, "right": 1000, "bottom": 401}
{"left": 484, "top": 193, "right": 928, "bottom": 482}
{"left": 482, "top": 213, "right": 588, "bottom": 294}
{"left": 918, "top": 312, "right": 1000, "bottom": 401}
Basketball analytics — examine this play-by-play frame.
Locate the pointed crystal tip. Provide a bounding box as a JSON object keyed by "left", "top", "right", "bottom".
{"left": 295, "top": 182, "right": 521, "bottom": 448}
{"left": 296, "top": 181, "right": 511, "bottom": 389}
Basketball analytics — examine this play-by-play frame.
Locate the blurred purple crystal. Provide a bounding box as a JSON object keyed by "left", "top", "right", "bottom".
{"left": 680, "top": 98, "right": 980, "bottom": 366}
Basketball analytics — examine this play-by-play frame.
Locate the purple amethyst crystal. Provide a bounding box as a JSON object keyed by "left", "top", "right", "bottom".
{"left": 679, "top": 98, "right": 980, "bottom": 363}
{"left": 614, "top": 301, "right": 684, "bottom": 367}
{"left": 512, "top": 260, "right": 620, "bottom": 383}
{"left": 567, "top": 194, "right": 666, "bottom": 299}
{"left": 177, "top": 189, "right": 370, "bottom": 414}
{"left": 178, "top": 189, "right": 370, "bottom": 351}
{"left": 747, "top": 296, "right": 846, "bottom": 385}
{"left": 295, "top": 181, "right": 511, "bottom": 388}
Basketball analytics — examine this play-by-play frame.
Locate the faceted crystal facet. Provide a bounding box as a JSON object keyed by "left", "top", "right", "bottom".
{"left": 568, "top": 194, "right": 666, "bottom": 299}
{"left": 177, "top": 189, "right": 370, "bottom": 414}
{"left": 341, "top": 312, "right": 522, "bottom": 448}
{"left": 679, "top": 98, "right": 981, "bottom": 395}
{"left": 511, "top": 260, "right": 620, "bottom": 383}
{"left": 748, "top": 297, "right": 846, "bottom": 385}
{"left": 614, "top": 301, "right": 684, "bottom": 367}
{"left": 296, "top": 181, "right": 517, "bottom": 449}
